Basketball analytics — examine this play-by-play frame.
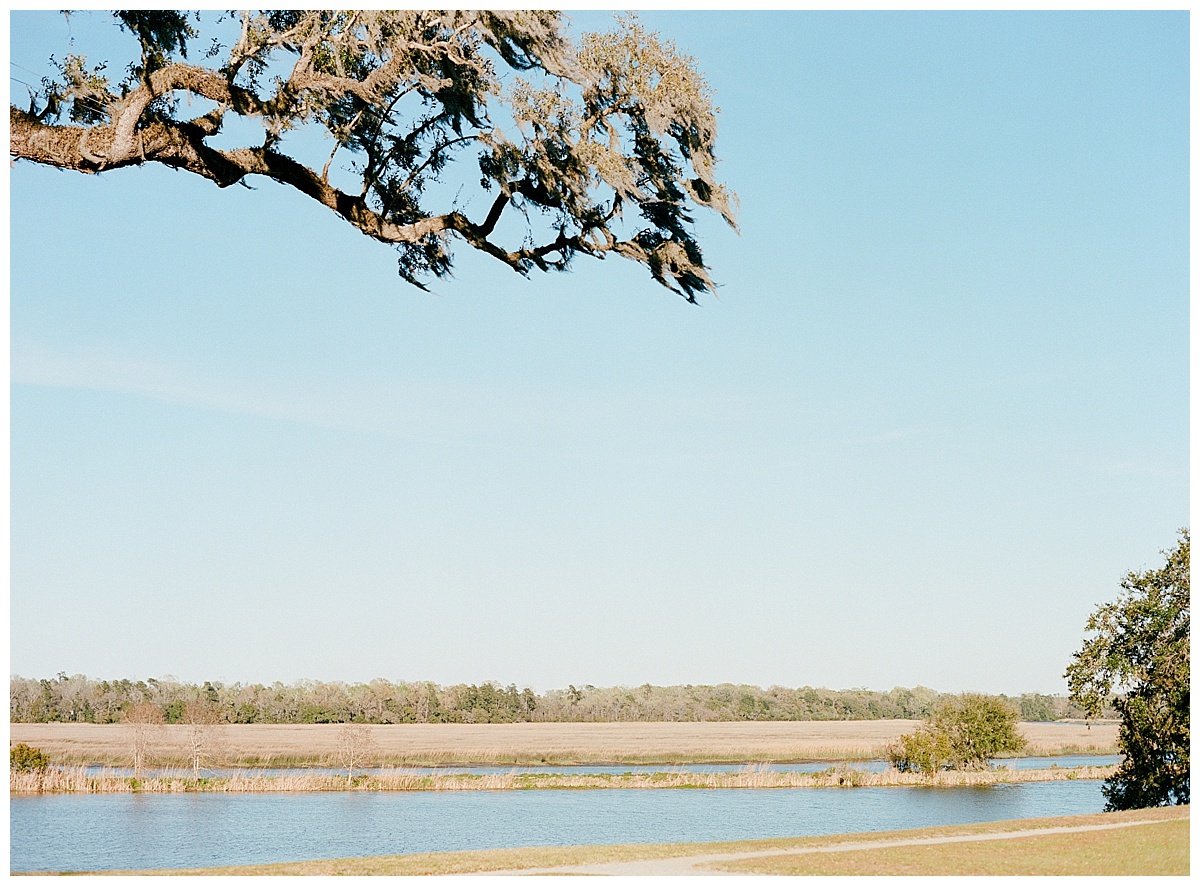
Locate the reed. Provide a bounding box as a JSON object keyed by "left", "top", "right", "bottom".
{"left": 10, "top": 763, "right": 1116, "bottom": 795}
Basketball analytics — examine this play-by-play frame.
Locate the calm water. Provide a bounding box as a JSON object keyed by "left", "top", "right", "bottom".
{"left": 12, "top": 780, "right": 1106, "bottom": 872}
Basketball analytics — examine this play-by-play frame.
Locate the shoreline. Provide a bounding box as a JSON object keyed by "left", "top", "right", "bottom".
{"left": 11, "top": 763, "right": 1116, "bottom": 794}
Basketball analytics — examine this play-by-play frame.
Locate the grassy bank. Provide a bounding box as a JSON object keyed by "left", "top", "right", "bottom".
{"left": 86, "top": 806, "right": 1187, "bottom": 876}
{"left": 712, "top": 817, "right": 1188, "bottom": 875}
{"left": 8, "top": 720, "right": 1118, "bottom": 768}
{"left": 11, "top": 763, "right": 1116, "bottom": 794}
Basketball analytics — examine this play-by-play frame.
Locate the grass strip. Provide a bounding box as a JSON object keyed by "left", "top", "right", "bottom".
{"left": 710, "top": 817, "right": 1189, "bottom": 876}
{"left": 11, "top": 764, "right": 1117, "bottom": 794}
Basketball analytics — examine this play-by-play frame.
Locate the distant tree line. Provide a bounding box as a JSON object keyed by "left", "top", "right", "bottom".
{"left": 9, "top": 675, "right": 1099, "bottom": 726}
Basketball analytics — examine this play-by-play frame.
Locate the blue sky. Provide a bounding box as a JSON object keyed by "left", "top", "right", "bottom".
{"left": 9, "top": 10, "right": 1189, "bottom": 694}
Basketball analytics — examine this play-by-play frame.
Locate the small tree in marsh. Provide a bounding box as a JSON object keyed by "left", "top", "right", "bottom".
{"left": 180, "top": 700, "right": 224, "bottom": 778}
{"left": 1066, "top": 530, "right": 1189, "bottom": 809}
{"left": 889, "top": 693, "right": 1026, "bottom": 774}
{"left": 335, "top": 722, "right": 377, "bottom": 786}
{"left": 125, "top": 702, "right": 164, "bottom": 778}
{"left": 10, "top": 743, "right": 50, "bottom": 773}
{"left": 9, "top": 742, "right": 51, "bottom": 792}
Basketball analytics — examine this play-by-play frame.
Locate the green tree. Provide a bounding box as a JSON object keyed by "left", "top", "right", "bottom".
{"left": 9, "top": 743, "right": 50, "bottom": 773}
{"left": 1066, "top": 530, "right": 1189, "bottom": 810}
{"left": 10, "top": 10, "right": 735, "bottom": 299}
{"left": 889, "top": 693, "right": 1026, "bottom": 773}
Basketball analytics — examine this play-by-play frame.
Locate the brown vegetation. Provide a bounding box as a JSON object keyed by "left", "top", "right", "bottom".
{"left": 8, "top": 720, "right": 1118, "bottom": 768}
{"left": 9, "top": 762, "right": 1117, "bottom": 795}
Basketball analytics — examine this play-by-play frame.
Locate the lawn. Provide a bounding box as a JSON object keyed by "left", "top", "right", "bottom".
{"left": 714, "top": 816, "right": 1188, "bottom": 875}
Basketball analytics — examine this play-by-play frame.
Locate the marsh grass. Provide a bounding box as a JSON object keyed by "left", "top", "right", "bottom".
{"left": 8, "top": 721, "right": 1119, "bottom": 770}
{"left": 10, "top": 762, "right": 1116, "bottom": 794}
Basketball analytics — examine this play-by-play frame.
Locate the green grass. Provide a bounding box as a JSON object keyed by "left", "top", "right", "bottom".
{"left": 714, "top": 818, "right": 1188, "bottom": 875}
{"left": 81, "top": 806, "right": 1186, "bottom": 876}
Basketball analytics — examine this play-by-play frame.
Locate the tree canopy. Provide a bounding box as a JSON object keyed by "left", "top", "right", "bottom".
{"left": 1066, "top": 530, "right": 1189, "bottom": 809}
{"left": 10, "top": 10, "right": 736, "bottom": 299}
{"left": 888, "top": 693, "right": 1026, "bottom": 774}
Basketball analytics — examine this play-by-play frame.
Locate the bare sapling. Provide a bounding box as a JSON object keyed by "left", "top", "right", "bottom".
{"left": 125, "top": 702, "right": 163, "bottom": 779}
{"left": 336, "top": 723, "right": 378, "bottom": 787}
{"left": 181, "top": 701, "right": 224, "bottom": 779}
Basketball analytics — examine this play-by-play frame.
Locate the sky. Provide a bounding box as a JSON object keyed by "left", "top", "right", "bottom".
{"left": 8, "top": 10, "right": 1190, "bottom": 695}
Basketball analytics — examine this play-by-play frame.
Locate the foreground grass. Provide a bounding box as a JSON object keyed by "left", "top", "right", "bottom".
{"left": 713, "top": 816, "right": 1189, "bottom": 876}
{"left": 94, "top": 806, "right": 1186, "bottom": 876}
{"left": 10, "top": 763, "right": 1116, "bottom": 794}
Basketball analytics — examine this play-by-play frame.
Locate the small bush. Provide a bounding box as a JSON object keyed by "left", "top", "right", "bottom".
{"left": 10, "top": 743, "right": 50, "bottom": 772}
{"left": 889, "top": 693, "right": 1026, "bottom": 774}
{"left": 889, "top": 728, "right": 953, "bottom": 774}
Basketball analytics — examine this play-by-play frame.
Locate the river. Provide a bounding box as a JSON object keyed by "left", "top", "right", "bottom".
{"left": 12, "top": 779, "right": 1106, "bottom": 872}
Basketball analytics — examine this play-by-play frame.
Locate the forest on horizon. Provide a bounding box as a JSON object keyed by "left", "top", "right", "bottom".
{"left": 11, "top": 674, "right": 1101, "bottom": 725}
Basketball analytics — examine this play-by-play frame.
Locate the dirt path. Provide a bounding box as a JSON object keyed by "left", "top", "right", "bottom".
{"left": 489, "top": 817, "right": 1185, "bottom": 876}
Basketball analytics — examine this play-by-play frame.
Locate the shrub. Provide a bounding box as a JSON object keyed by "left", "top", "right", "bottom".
{"left": 889, "top": 693, "right": 1026, "bottom": 774}
{"left": 889, "top": 728, "right": 953, "bottom": 774}
{"left": 10, "top": 743, "right": 50, "bottom": 772}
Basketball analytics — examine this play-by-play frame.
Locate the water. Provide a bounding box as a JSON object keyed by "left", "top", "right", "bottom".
{"left": 11, "top": 780, "right": 1106, "bottom": 873}
{"left": 82, "top": 753, "right": 1120, "bottom": 779}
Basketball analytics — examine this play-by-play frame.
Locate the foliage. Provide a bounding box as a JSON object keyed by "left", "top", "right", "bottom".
{"left": 1017, "top": 693, "right": 1060, "bottom": 722}
{"left": 889, "top": 694, "right": 1026, "bottom": 773}
{"left": 1066, "top": 530, "right": 1189, "bottom": 809}
{"left": 10, "top": 674, "right": 1093, "bottom": 726}
{"left": 10, "top": 743, "right": 51, "bottom": 772}
{"left": 11, "top": 10, "right": 736, "bottom": 299}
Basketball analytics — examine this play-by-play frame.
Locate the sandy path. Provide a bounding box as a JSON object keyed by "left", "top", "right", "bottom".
{"left": 490, "top": 817, "right": 1185, "bottom": 876}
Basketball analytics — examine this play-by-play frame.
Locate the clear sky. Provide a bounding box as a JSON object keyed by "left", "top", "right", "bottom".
{"left": 8, "top": 10, "right": 1189, "bottom": 695}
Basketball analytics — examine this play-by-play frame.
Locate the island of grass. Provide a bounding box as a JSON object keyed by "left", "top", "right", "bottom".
{"left": 9, "top": 719, "right": 1121, "bottom": 794}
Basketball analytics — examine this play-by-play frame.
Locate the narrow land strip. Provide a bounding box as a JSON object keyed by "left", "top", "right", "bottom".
{"left": 711, "top": 817, "right": 1189, "bottom": 876}
{"left": 502, "top": 815, "right": 1188, "bottom": 876}
{"left": 9, "top": 762, "right": 1116, "bottom": 794}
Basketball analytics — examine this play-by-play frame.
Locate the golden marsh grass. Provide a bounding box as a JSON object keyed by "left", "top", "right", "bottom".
{"left": 7, "top": 719, "right": 1118, "bottom": 767}
{"left": 10, "top": 762, "right": 1116, "bottom": 794}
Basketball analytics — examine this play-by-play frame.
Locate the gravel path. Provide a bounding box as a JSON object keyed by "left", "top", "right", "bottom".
{"left": 487, "top": 816, "right": 1184, "bottom": 876}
